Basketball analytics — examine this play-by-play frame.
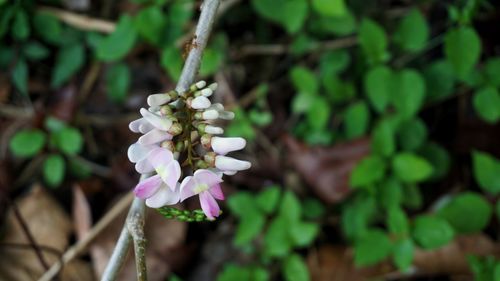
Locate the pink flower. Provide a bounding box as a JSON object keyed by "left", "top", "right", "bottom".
{"left": 180, "top": 169, "right": 224, "bottom": 220}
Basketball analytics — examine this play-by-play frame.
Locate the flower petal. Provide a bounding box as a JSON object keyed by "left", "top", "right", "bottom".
{"left": 128, "top": 142, "right": 148, "bottom": 163}
{"left": 138, "top": 129, "right": 172, "bottom": 145}
{"left": 209, "top": 184, "right": 224, "bottom": 200}
{"left": 135, "top": 158, "right": 155, "bottom": 174}
{"left": 145, "top": 183, "right": 180, "bottom": 208}
{"left": 199, "top": 191, "right": 220, "bottom": 220}
{"left": 129, "top": 118, "right": 147, "bottom": 133}
{"left": 163, "top": 160, "right": 181, "bottom": 190}
{"left": 179, "top": 176, "right": 196, "bottom": 201}
{"left": 214, "top": 156, "right": 251, "bottom": 171}
{"left": 139, "top": 122, "right": 155, "bottom": 134}
{"left": 193, "top": 169, "right": 223, "bottom": 187}
{"left": 134, "top": 175, "right": 162, "bottom": 199}
{"left": 140, "top": 108, "right": 173, "bottom": 131}
{"left": 211, "top": 137, "right": 246, "bottom": 155}
{"left": 148, "top": 147, "right": 174, "bottom": 170}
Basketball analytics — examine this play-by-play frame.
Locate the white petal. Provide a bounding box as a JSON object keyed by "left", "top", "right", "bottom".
{"left": 128, "top": 143, "right": 150, "bottom": 163}
{"left": 205, "top": 125, "right": 224, "bottom": 135}
{"left": 140, "top": 108, "right": 173, "bottom": 131}
{"left": 200, "top": 88, "right": 213, "bottom": 97}
{"left": 135, "top": 158, "right": 155, "bottom": 173}
{"left": 139, "top": 122, "right": 155, "bottom": 134}
{"left": 208, "top": 82, "right": 218, "bottom": 91}
{"left": 202, "top": 109, "right": 219, "bottom": 120}
{"left": 147, "top": 93, "right": 171, "bottom": 107}
{"left": 138, "top": 129, "right": 172, "bottom": 145}
{"left": 195, "top": 80, "right": 207, "bottom": 89}
{"left": 215, "top": 156, "right": 251, "bottom": 171}
{"left": 223, "top": 170, "right": 237, "bottom": 176}
{"left": 211, "top": 137, "right": 246, "bottom": 155}
{"left": 129, "top": 118, "right": 147, "bottom": 133}
{"left": 219, "top": 110, "right": 235, "bottom": 120}
{"left": 208, "top": 103, "right": 224, "bottom": 111}
{"left": 145, "top": 183, "right": 180, "bottom": 208}
{"left": 191, "top": 96, "right": 211, "bottom": 109}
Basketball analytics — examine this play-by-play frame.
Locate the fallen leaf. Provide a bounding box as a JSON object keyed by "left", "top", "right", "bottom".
{"left": 73, "top": 184, "right": 93, "bottom": 241}
{"left": 285, "top": 136, "right": 371, "bottom": 203}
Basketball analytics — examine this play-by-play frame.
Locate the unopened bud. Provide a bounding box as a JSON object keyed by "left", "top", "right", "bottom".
{"left": 208, "top": 82, "right": 218, "bottom": 91}
{"left": 160, "top": 105, "right": 172, "bottom": 116}
{"left": 201, "top": 134, "right": 212, "bottom": 149}
{"left": 205, "top": 125, "right": 224, "bottom": 135}
{"left": 204, "top": 152, "right": 216, "bottom": 166}
{"left": 175, "top": 141, "right": 185, "bottom": 152}
{"left": 190, "top": 80, "right": 207, "bottom": 91}
{"left": 161, "top": 140, "right": 175, "bottom": 151}
{"left": 168, "top": 123, "right": 183, "bottom": 136}
{"left": 147, "top": 93, "right": 171, "bottom": 107}
{"left": 191, "top": 96, "right": 211, "bottom": 109}
{"left": 195, "top": 160, "right": 209, "bottom": 169}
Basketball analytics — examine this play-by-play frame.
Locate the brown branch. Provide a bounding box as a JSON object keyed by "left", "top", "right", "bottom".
{"left": 37, "top": 6, "right": 115, "bottom": 33}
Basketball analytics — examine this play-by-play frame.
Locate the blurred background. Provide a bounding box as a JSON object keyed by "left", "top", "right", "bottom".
{"left": 1, "top": 0, "right": 500, "bottom": 280}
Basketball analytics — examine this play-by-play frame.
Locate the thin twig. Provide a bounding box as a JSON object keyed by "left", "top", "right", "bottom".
{"left": 127, "top": 207, "right": 147, "bottom": 281}
{"left": 37, "top": 192, "right": 134, "bottom": 281}
{"left": 37, "top": 6, "right": 115, "bottom": 33}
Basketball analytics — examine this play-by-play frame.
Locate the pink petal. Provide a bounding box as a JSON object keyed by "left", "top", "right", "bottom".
{"left": 135, "top": 158, "right": 154, "bottom": 174}
{"left": 138, "top": 129, "right": 172, "bottom": 145}
{"left": 134, "top": 175, "right": 162, "bottom": 199}
{"left": 209, "top": 184, "right": 224, "bottom": 200}
{"left": 148, "top": 147, "right": 173, "bottom": 169}
{"left": 163, "top": 161, "right": 181, "bottom": 190}
{"left": 199, "top": 191, "right": 220, "bottom": 220}
{"left": 180, "top": 176, "right": 196, "bottom": 202}
{"left": 145, "top": 183, "right": 180, "bottom": 208}
{"left": 193, "top": 169, "right": 223, "bottom": 188}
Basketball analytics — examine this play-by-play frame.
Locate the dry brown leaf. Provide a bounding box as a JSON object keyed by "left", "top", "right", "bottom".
{"left": 0, "top": 184, "right": 94, "bottom": 281}
{"left": 72, "top": 184, "right": 93, "bottom": 241}
{"left": 91, "top": 202, "right": 187, "bottom": 281}
{"left": 285, "top": 136, "right": 371, "bottom": 204}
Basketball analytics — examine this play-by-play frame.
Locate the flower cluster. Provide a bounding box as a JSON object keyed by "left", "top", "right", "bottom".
{"left": 127, "top": 81, "right": 251, "bottom": 220}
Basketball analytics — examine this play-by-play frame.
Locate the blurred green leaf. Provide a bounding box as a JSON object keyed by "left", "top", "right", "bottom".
{"left": 249, "top": 110, "right": 272, "bottom": 127}
{"left": 393, "top": 9, "right": 429, "bottom": 52}
{"left": 320, "top": 50, "right": 350, "bottom": 75}
{"left": 342, "top": 195, "right": 376, "bottom": 240}
{"left": 252, "top": 0, "right": 308, "bottom": 34}
{"left": 392, "top": 153, "right": 433, "bottom": 183}
{"left": 44, "top": 116, "right": 66, "bottom": 132}
{"left": 444, "top": 27, "right": 481, "bottom": 79}
{"left": 309, "top": 11, "right": 356, "bottom": 36}
{"left": 354, "top": 229, "right": 392, "bottom": 266}
{"left": 290, "top": 66, "right": 318, "bottom": 96}
{"left": 397, "top": 118, "right": 427, "bottom": 151}
{"left": 279, "top": 191, "right": 302, "bottom": 222}
{"left": 473, "top": 87, "right": 500, "bottom": 123}
{"left": 53, "top": 127, "right": 83, "bottom": 155}
{"left": 311, "top": 0, "right": 347, "bottom": 17}
{"left": 52, "top": 44, "right": 85, "bottom": 88}
{"left": 364, "top": 65, "right": 392, "bottom": 113}
{"left": 96, "top": 15, "right": 137, "bottom": 61}
{"left": 344, "top": 101, "right": 370, "bottom": 139}
{"left": 307, "top": 97, "right": 330, "bottom": 130}
{"left": 472, "top": 151, "right": 500, "bottom": 195}
{"left": 387, "top": 207, "right": 409, "bottom": 235}
{"left": 161, "top": 46, "right": 183, "bottom": 81}
{"left": 323, "top": 77, "right": 356, "bottom": 104}
{"left": 437, "top": 192, "right": 492, "bottom": 234}
{"left": 392, "top": 238, "right": 414, "bottom": 272}
{"left": 12, "top": 9, "right": 30, "bottom": 41}
{"left": 264, "top": 216, "right": 291, "bottom": 258}
{"left": 43, "top": 154, "right": 65, "bottom": 187}
{"left": 33, "top": 13, "right": 62, "bottom": 44}
{"left": 256, "top": 186, "right": 281, "bottom": 214}
{"left": 418, "top": 142, "right": 450, "bottom": 180}
{"left": 423, "top": 60, "right": 455, "bottom": 102}
{"left": 289, "top": 221, "right": 319, "bottom": 247}
{"left": 358, "top": 18, "right": 389, "bottom": 64}
{"left": 200, "top": 48, "right": 224, "bottom": 77}
{"left": 23, "top": 42, "right": 49, "bottom": 60}
{"left": 235, "top": 211, "right": 265, "bottom": 246}
{"left": 12, "top": 58, "right": 28, "bottom": 95}
{"left": 10, "top": 129, "right": 46, "bottom": 158}
{"left": 106, "top": 63, "right": 130, "bottom": 103}
{"left": 134, "top": 6, "right": 165, "bottom": 45}
{"left": 282, "top": 254, "right": 310, "bottom": 281}
{"left": 228, "top": 192, "right": 258, "bottom": 218}
{"left": 371, "top": 117, "right": 396, "bottom": 157}
{"left": 402, "top": 184, "right": 423, "bottom": 209}
{"left": 377, "top": 178, "right": 403, "bottom": 210}
{"left": 390, "top": 69, "right": 426, "bottom": 119}
{"left": 302, "top": 198, "right": 325, "bottom": 219}
{"left": 412, "top": 215, "right": 454, "bottom": 249}
{"left": 68, "top": 156, "right": 92, "bottom": 179}
{"left": 350, "top": 155, "right": 386, "bottom": 188}
{"left": 0, "top": 5, "right": 15, "bottom": 39}
{"left": 483, "top": 57, "right": 500, "bottom": 87}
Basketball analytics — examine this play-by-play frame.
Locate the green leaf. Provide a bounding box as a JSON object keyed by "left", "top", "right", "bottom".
{"left": 364, "top": 65, "right": 392, "bottom": 113}
{"left": 227, "top": 192, "right": 258, "bottom": 218}
{"left": 23, "top": 42, "right": 50, "bottom": 60}
{"left": 43, "top": 154, "right": 65, "bottom": 187}
{"left": 234, "top": 211, "right": 266, "bottom": 246}
{"left": 472, "top": 151, "right": 500, "bottom": 195}
{"left": 344, "top": 101, "right": 370, "bottom": 139}
{"left": 393, "top": 9, "right": 429, "bottom": 52}
{"left": 341, "top": 195, "right": 376, "bottom": 240}
{"left": 161, "top": 46, "right": 183, "bottom": 81}
{"left": 444, "top": 27, "right": 481, "bottom": 79}
{"left": 44, "top": 116, "right": 66, "bottom": 132}
{"left": 323, "top": 77, "right": 356, "bottom": 104}
{"left": 320, "top": 50, "right": 350, "bottom": 75}
{"left": 12, "top": 9, "right": 30, "bottom": 41}
{"left": 264, "top": 216, "right": 292, "bottom": 258}
{"left": 52, "top": 44, "right": 85, "bottom": 88}
{"left": 279, "top": 191, "right": 302, "bottom": 222}
{"left": 412, "top": 215, "right": 454, "bottom": 249}
{"left": 371, "top": 118, "right": 396, "bottom": 157}
{"left": 68, "top": 156, "right": 92, "bottom": 179}
{"left": 249, "top": 109, "right": 272, "bottom": 127}
{"left": 134, "top": 6, "right": 165, "bottom": 45}
{"left": 397, "top": 118, "right": 427, "bottom": 151}
{"left": 309, "top": 11, "right": 357, "bottom": 36}
{"left": 106, "top": 63, "right": 130, "bottom": 103}
{"left": 358, "top": 18, "right": 389, "bottom": 64}
{"left": 392, "top": 238, "right": 414, "bottom": 272}
{"left": 96, "top": 15, "right": 137, "bottom": 61}
{"left": 483, "top": 57, "right": 500, "bottom": 87}
{"left": 302, "top": 198, "right": 325, "bottom": 219}
{"left": 377, "top": 178, "right": 403, "bottom": 210}
{"left": 390, "top": 69, "right": 426, "bottom": 119}
{"left": 282, "top": 254, "right": 310, "bottom": 281}
{"left": 418, "top": 142, "right": 450, "bottom": 180}
{"left": 473, "top": 87, "right": 500, "bottom": 123}
{"left": 354, "top": 229, "right": 392, "bottom": 266}
{"left": 437, "top": 192, "right": 492, "bottom": 234}
{"left": 0, "top": 5, "right": 15, "bottom": 39}
{"left": 402, "top": 184, "right": 423, "bottom": 209}
{"left": 423, "top": 60, "right": 455, "bottom": 102}
{"left": 216, "top": 264, "right": 251, "bottom": 281}
{"left": 252, "top": 0, "right": 308, "bottom": 33}
{"left": 53, "top": 127, "right": 83, "bottom": 155}
{"left": 289, "top": 221, "right": 319, "bottom": 247}
{"left": 33, "top": 13, "right": 62, "bottom": 44}
{"left": 256, "top": 186, "right": 281, "bottom": 214}
{"left": 307, "top": 97, "right": 331, "bottom": 130}
{"left": 12, "top": 58, "right": 28, "bottom": 95}
{"left": 392, "top": 153, "right": 433, "bottom": 183}
{"left": 200, "top": 48, "right": 224, "bottom": 77}
{"left": 10, "top": 129, "right": 46, "bottom": 158}
{"left": 311, "top": 0, "right": 347, "bottom": 17}
{"left": 387, "top": 207, "right": 409, "bottom": 235}
{"left": 290, "top": 66, "right": 318, "bottom": 96}
{"left": 350, "top": 155, "right": 386, "bottom": 188}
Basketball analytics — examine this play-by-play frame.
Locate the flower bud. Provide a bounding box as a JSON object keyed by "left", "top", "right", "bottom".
{"left": 219, "top": 110, "right": 235, "bottom": 120}
{"left": 160, "top": 105, "right": 172, "bottom": 116}
{"left": 147, "top": 93, "right": 171, "bottom": 107}
{"left": 215, "top": 156, "right": 251, "bottom": 171}
{"left": 168, "top": 123, "right": 183, "bottom": 136}
{"left": 195, "top": 160, "right": 209, "bottom": 169}
{"left": 211, "top": 137, "right": 246, "bottom": 155}
{"left": 161, "top": 140, "right": 175, "bottom": 151}
{"left": 223, "top": 170, "right": 237, "bottom": 176}
{"left": 175, "top": 141, "right": 184, "bottom": 152}
{"left": 201, "top": 134, "right": 212, "bottom": 149}
{"left": 140, "top": 108, "right": 173, "bottom": 131}
{"left": 195, "top": 109, "right": 219, "bottom": 120}
{"left": 190, "top": 80, "right": 206, "bottom": 91}
{"left": 190, "top": 96, "right": 211, "bottom": 109}
{"left": 200, "top": 88, "right": 213, "bottom": 97}
{"left": 204, "top": 152, "right": 216, "bottom": 166}
{"left": 205, "top": 125, "right": 224, "bottom": 135}
{"left": 208, "top": 82, "right": 218, "bottom": 91}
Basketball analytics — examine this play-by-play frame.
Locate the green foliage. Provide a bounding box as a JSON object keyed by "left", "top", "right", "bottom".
{"left": 344, "top": 101, "right": 370, "bottom": 139}
{"left": 354, "top": 229, "right": 392, "bottom": 266}
{"left": 96, "top": 15, "right": 137, "bottom": 61}
{"left": 282, "top": 254, "right": 310, "bottom": 281}
{"left": 444, "top": 27, "right": 481, "bottom": 79}
{"left": 397, "top": 118, "right": 427, "bottom": 151}
{"left": 134, "top": 6, "right": 166, "bottom": 46}
{"left": 311, "top": 0, "right": 346, "bottom": 17}
{"left": 33, "top": 13, "right": 62, "bottom": 43}
{"left": 52, "top": 127, "right": 84, "bottom": 155}
{"left": 106, "top": 63, "right": 131, "bottom": 103}
{"left": 392, "top": 153, "right": 433, "bottom": 183}
{"left": 10, "top": 129, "right": 46, "bottom": 158}
{"left": 412, "top": 215, "right": 454, "bottom": 249}
{"left": 364, "top": 66, "right": 391, "bottom": 113}
{"left": 252, "top": 0, "right": 308, "bottom": 33}
{"left": 418, "top": 142, "right": 450, "bottom": 180}
{"left": 423, "top": 60, "right": 455, "bottom": 102}
{"left": 156, "top": 207, "right": 215, "bottom": 222}
{"left": 217, "top": 264, "right": 269, "bottom": 281}
{"left": 468, "top": 256, "right": 500, "bottom": 281}
{"left": 473, "top": 151, "right": 500, "bottom": 195}
{"left": 371, "top": 117, "right": 396, "bottom": 157}
{"left": 161, "top": 46, "right": 183, "bottom": 81}
{"left": 12, "top": 58, "right": 28, "bottom": 94}
{"left": 393, "top": 9, "right": 429, "bottom": 52}
{"left": 43, "top": 154, "right": 65, "bottom": 187}
{"left": 390, "top": 69, "right": 426, "bottom": 119}
{"left": 473, "top": 87, "right": 500, "bottom": 123}
{"left": 392, "top": 238, "right": 414, "bottom": 272}
{"left": 483, "top": 57, "right": 500, "bottom": 87}
{"left": 350, "top": 156, "right": 386, "bottom": 188}
{"left": 358, "top": 19, "right": 389, "bottom": 64}
{"left": 52, "top": 44, "right": 85, "bottom": 88}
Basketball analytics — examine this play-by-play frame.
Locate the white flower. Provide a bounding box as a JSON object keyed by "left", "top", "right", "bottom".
{"left": 211, "top": 137, "right": 246, "bottom": 155}
{"left": 215, "top": 155, "right": 251, "bottom": 171}
{"left": 205, "top": 125, "right": 224, "bottom": 135}
{"left": 147, "top": 93, "right": 171, "bottom": 107}
{"left": 191, "top": 96, "right": 211, "bottom": 109}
